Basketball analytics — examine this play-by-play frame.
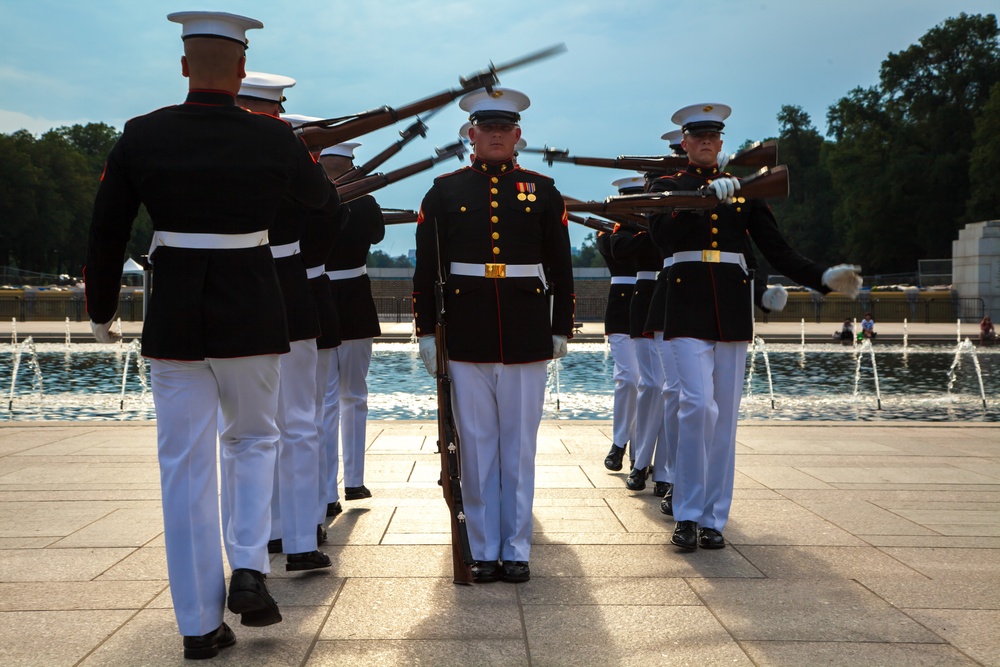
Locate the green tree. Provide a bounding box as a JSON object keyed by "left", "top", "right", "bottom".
{"left": 968, "top": 81, "right": 1000, "bottom": 220}
{"left": 764, "top": 106, "right": 838, "bottom": 272}
{"left": 573, "top": 232, "right": 605, "bottom": 268}
{"left": 825, "top": 13, "right": 1000, "bottom": 273}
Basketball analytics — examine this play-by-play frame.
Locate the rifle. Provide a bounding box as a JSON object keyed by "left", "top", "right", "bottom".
{"left": 564, "top": 166, "right": 789, "bottom": 216}
{"left": 562, "top": 195, "right": 650, "bottom": 228}
{"left": 296, "top": 44, "right": 567, "bottom": 150}
{"left": 525, "top": 139, "right": 778, "bottom": 172}
{"left": 336, "top": 141, "right": 467, "bottom": 202}
{"left": 432, "top": 219, "right": 475, "bottom": 585}
{"left": 335, "top": 107, "right": 444, "bottom": 185}
{"left": 382, "top": 209, "right": 419, "bottom": 225}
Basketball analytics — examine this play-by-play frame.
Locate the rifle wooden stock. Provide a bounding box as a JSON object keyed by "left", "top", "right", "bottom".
{"left": 298, "top": 91, "right": 459, "bottom": 150}
{"left": 567, "top": 166, "right": 789, "bottom": 215}
{"left": 337, "top": 158, "right": 437, "bottom": 202}
{"left": 541, "top": 139, "right": 780, "bottom": 173}
{"left": 563, "top": 196, "right": 649, "bottom": 227}
{"left": 336, "top": 117, "right": 433, "bottom": 185}
{"left": 567, "top": 212, "right": 615, "bottom": 234}
{"left": 382, "top": 209, "right": 419, "bottom": 225}
{"left": 298, "top": 44, "right": 566, "bottom": 151}
{"left": 433, "top": 280, "right": 475, "bottom": 585}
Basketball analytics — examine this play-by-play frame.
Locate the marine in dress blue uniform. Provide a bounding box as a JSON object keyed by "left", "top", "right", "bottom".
{"left": 596, "top": 180, "right": 639, "bottom": 472}
{"left": 649, "top": 103, "right": 861, "bottom": 551}
{"left": 84, "top": 12, "right": 331, "bottom": 657}
{"left": 413, "top": 88, "right": 574, "bottom": 583}
{"left": 317, "top": 142, "right": 385, "bottom": 506}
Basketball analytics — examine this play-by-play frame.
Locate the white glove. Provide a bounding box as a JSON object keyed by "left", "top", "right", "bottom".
{"left": 552, "top": 335, "right": 568, "bottom": 359}
{"left": 761, "top": 285, "right": 788, "bottom": 311}
{"left": 717, "top": 151, "right": 730, "bottom": 171}
{"left": 90, "top": 320, "right": 121, "bottom": 344}
{"left": 418, "top": 335, "right": 437, "bottom": 376}
{"left": 822, "top": 264, "right": 863, "bottom": 299}
{"left": 707, "top": 176, "right": 740, "bottom": 201}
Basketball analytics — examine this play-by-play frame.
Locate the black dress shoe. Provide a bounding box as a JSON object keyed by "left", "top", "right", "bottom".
{"left": 698, "top": 527, "right": 726, "bottom": 549}
{"left": 227, "top": 568, "right": 282, "bottom": 627}
{"left": 344, "top": 485, "right": 372, "bottom": 500}
{"left": 659, "top": 495, "right": 673, "bottom": 516}
{"left": 317, "top": 523, "right": 328, "bottom": 545}
{"left": 326, "top": 501, "right": 343, "bottom": 518}
{"left": 625, "top": 466, "right": 647, "bottom": 491}
{"left": 671, "top": 521, "right": 698, "bottom": 550}
{"left": 286, "top": 550, "right": 333, "bottom": 571}
{"left": 183, "top": 622, "right": 236, "bottom": 660}
{"left": 653, "top": 481, "right": 673, "bottom": 498}
{"left": 471, "top": 560, "right": 501, "bottom": 583}
{"left": 501, "top": 560, "right": 530, "bottom": 583}
{"left": 604, "top": 444, "right": 626, "bottom": 471}
{"left": 266, "top": 538, "right": 282, "bottom": 554}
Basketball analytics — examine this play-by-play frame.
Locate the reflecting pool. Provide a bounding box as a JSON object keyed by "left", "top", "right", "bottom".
{"left": 2, "top": 340, "right": 997, "bottom": 422}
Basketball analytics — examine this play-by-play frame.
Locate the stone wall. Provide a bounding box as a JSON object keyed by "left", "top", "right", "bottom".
{"left": 952, "top": 220, "right": 1000, "bottom": 319}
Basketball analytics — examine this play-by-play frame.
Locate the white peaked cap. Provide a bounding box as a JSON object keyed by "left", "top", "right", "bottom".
{"left": 612, "top": 176, "right": 645, "bottom": 193}
{"left": 167, "top": 11, "right": 263, "bottom": 48}
{"left": 459, "top": 88, "right": 530, "bottom": 124}
{"left": 459, "top": 121, "right": 473, "bottom": 141}
{"left": 515, "top": 138, "right": 527, "bottom": 151}
{"left": 660, "top": 128, "right": 684, "bottom": 145}
{"left": 280, "top": 113, "right": 322, "bottom": 129}
{"left": 320, "top": 142, "right": 361, "bottom": 159}
{"left": 239, "top": 72, "right": 296, "bottom": 102}
{"left": 671, "top": 103, "right": 732, "bottom": 134}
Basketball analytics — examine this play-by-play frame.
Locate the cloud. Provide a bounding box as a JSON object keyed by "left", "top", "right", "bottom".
{"left": 0, "top": 109, "right": 93, "bottom": 136}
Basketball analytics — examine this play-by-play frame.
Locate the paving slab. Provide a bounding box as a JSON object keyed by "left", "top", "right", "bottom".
{"left": 0, "top": 419, "right": 996, "bottom": 665}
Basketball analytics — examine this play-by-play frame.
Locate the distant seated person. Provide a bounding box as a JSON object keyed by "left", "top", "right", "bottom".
{"left": 981, "top": 316, "right": 996, "bottom": 346}
{"left": 861, "top": 312, "right": 876, "bottom": 340}
{"left": 834, "top": 318, "right": 854, "bottom": 344}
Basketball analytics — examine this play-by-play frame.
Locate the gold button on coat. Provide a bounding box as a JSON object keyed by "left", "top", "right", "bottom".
{"left": 711, "top": 213, "right": 718, "bottom": 220}
{"left": 460, "top": 206, "right": 466, "bottom": 212}
{"left": 492, "top": 232, "right": 499, "bottom": 240}
{"left": 491, "top": 201, "right": 499, "bottom": 208}
{"left": 712, "top": 227, "right": 718, "bottom": 234}
{"left": 491, "top": 216, "right": 499, "bottom": 223}
{"left": 491, "top": 188, "right": 498, "bottom": 194}
{"left": 491, "top": 177, "right": 499, "bottom": 184}
{"left": 493, "top": 247, "right": 500, "bottom": 255}
{"left": 711, "top": 241, "right": 718, "bottom": 248}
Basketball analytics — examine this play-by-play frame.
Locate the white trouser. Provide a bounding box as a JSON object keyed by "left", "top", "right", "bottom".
{"left": 632, "top": 336, "right": 665, "bottom": 475}
{"left": 315, "top": 348, "right": 334, "bottom": 520}
{"left": 150, "top": 355, "right": 279, "bottom": 637}
{"left": 269, "top": 340, "right": 320, "bottom": 554}
{"left": 322, "top": 347, "right": 342, "bottom": 503}
{"left": 450, "top": 360, "right": 546, "bottom": 562}
{"left": 669, "top": 338, "right": 747, "bottom": 530}
{"left": 336, "top": 338, "right": 373, "bottom": 487}
{"left": 608, "top": 333, "right": 638, "bottom": 448}
{"left": 654, "top": 332, "right": 680, "bottom": 483}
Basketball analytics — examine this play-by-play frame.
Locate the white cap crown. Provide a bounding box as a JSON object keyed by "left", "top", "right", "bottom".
{"left": 320, "top": 142, "right": 361, "bottom": 159}
{"left": 167, "top": 11, "right": 263, "bottom": 48}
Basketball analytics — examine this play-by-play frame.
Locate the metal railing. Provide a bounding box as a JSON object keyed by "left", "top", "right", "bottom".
{"left": 0, "top": 293, "right": 984, "bottom": 325}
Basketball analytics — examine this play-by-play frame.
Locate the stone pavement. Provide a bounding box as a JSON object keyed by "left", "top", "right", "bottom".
{"left": 0, "top": 420, "right": 998, "bottom": 666}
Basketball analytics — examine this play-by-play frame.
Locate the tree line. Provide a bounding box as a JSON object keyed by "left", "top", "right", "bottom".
{"left": 2, "top": 14, "right": 997, "bottom": 279}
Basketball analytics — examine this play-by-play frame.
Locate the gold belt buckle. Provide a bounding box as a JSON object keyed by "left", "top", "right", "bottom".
{"left": 484, "top": 263, "right": 507, "bottom": 278}
{"left": 701, "top": 250, "right": 721, "bottom": 263}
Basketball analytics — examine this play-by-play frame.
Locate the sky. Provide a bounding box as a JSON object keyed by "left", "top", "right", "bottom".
{"left": 1, "top": 0, "right": 996, "bottom": 258}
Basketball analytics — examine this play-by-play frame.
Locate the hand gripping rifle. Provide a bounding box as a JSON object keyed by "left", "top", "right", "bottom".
{"left": 381, "top": 208, "right": 419, "bottom": 225}
{"left": 296, "top": 44, "right": 567, "bottom": 150}
{"left": 336, "top": 141, "right": 468, "bottom": 202}
{"left": 432, "top": 219, "right": 475, "bottom": 585}
{"left": 525, "top": 140, "right": 778, "bottom": 172}
{"left": 564, "top": 165, "right": 789, "bottom": 216}
{"left": 335, "top": 107, "right": 445, "bottom": 185}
